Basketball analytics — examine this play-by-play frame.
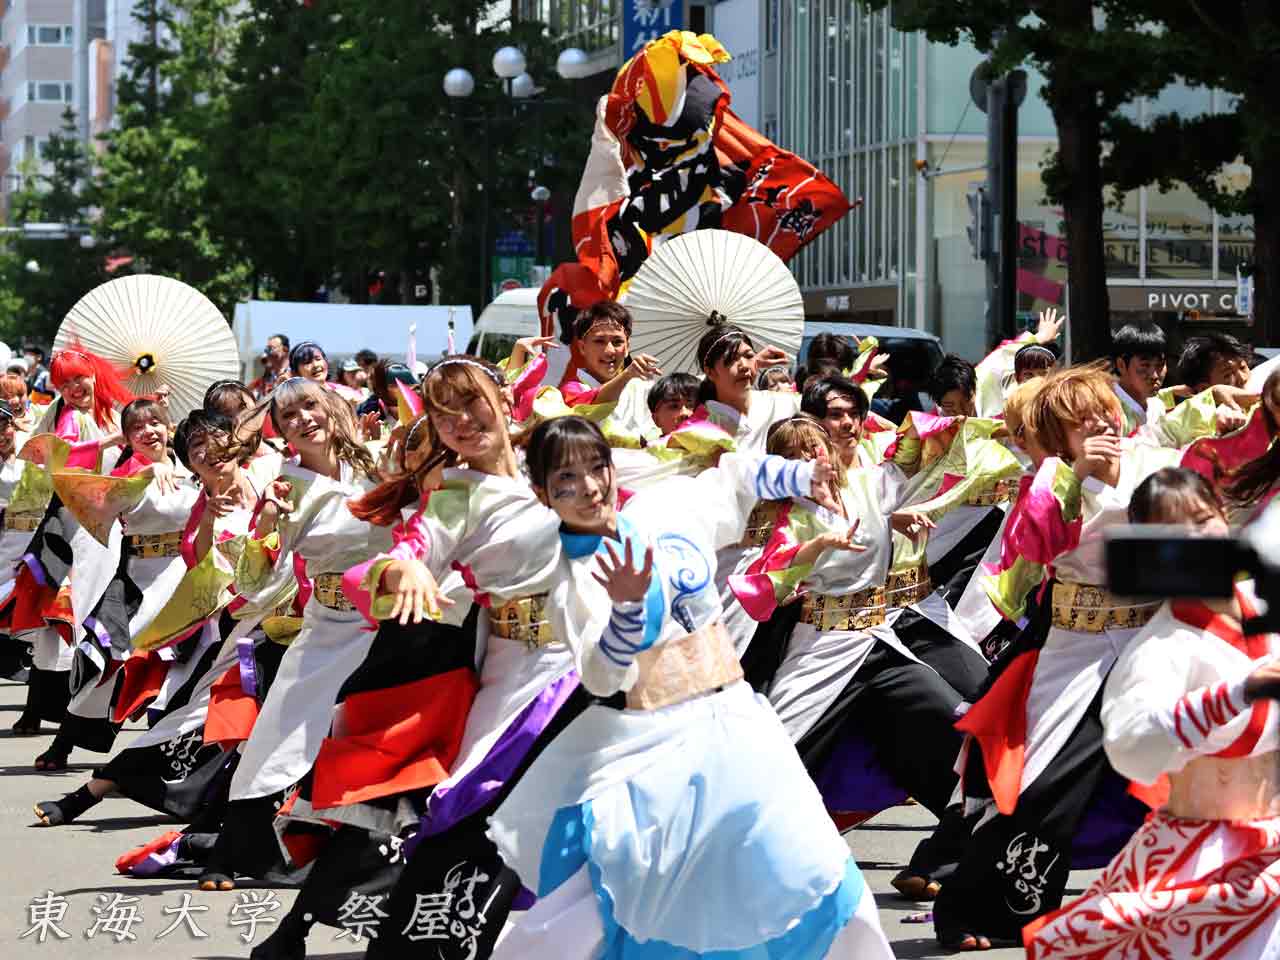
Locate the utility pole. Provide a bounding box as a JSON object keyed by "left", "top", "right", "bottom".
{"left": 966, "top": 61, "right": 1027, "bottom": 348}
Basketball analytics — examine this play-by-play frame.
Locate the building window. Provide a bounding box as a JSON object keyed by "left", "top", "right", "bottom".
{"left": 26, "top": 82, "right": 74, "bottom": 104}
{"left": 27, "top": 25, "right": 74, "bottom": 46}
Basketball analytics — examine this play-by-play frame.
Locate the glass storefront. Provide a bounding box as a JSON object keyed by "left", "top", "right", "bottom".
{"left": 767, "top": 8, "right": 1253, "bottom": 354}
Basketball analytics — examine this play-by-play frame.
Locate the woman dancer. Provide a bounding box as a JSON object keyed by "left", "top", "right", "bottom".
{"left": 488, "top": 415, "right": 894, "bottom": 959}
{"left": 4, "top": 348, "right": 138, "bottom": 763}
{"left": 0, "top": 401, "right": 30, "bottom": 679}
{"left": 320, "top": 357, "right": 575, "bottom": 960}
{"left": 32, "top": 408, "right": 265, "bottom": 826}
{"left": 1025, "top": 468, "right": 1280, "bottom": 958}
{"left": 196, "top": 377, "right": 388, "bottom": 892}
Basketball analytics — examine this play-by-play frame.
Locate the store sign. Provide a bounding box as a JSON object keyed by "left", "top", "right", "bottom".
{"left": 623, "top": 0, "right": 682, "bottom": 56}
{"left": 713, "top": 0, "right": 761, "bottom": 128}
{"left": 1145, "top": 289, "right": 1241, "bottom": 313}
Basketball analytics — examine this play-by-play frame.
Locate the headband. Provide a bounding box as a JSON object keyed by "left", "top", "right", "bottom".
{"left": 425, "top": 357, "right": 504, "bottom": 388}
{"left": 703, "top": 329, "right": 751, "bottom": 366}
{"left": 405, "top": 415, "right": 431, "bottom": 449}
{"left": 1015, "top": 344, "right": 1057, "bottom": 364}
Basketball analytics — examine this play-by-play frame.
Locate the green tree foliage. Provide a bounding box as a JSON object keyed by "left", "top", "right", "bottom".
{"left": 864, "top": 2, "right": 1172, "bottom": 359}
{"left": 1098, "top": 2, "right": 1280, "bottom": 342}
{"left": 207, "top": 0, "right": 588, "bottom": 312}
{"left": 0, "top": 109, "right": 102, "bottom": 345}
{"left": 93, "top": 0, "right": 252, "bottom": 321}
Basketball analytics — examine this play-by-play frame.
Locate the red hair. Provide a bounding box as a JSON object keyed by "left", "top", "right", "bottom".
{"left": 49, "top": 347, "right": 139, "bottom": 429}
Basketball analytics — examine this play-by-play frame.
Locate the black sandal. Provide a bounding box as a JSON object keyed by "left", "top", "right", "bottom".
{"left": 249, "top": 914, "right": 309, "bottom": 959}
{"left": 11, "top": 712, "right": 41, "bottom": 736}
{"left": 33, "top": 785, "right": 99, "bottom": 826}
{"left": 33, "top": 747, "right": 69, "bottom": 771}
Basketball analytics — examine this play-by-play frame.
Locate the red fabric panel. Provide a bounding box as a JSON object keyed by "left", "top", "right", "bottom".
{"left": 115, "top": 830, "right": 183, "bottom": 875}
{"left": 309, "top": 667, "right": 479, "bottom": 811}
{"left": 203, "top": 664, "right": 259, "bottom": 749}
{"left": 113, "top": 652, "right": 169, "bottom": 723}
{"left": 0, "top": 567, "right": 56, "bottom": 634}
{"left": 955, "top": 648, "right": 1041, "bottom": 816}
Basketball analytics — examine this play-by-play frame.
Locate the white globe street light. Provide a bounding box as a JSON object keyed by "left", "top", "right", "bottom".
{"left": 556, "top": 47, "right": 590, "bottom": 80}
{"left": 24, "top": 259, "right": 39, "bottom": 274}
{"left": 442, "top": 67, "right": 475, "bottom": 99}
{"left": 530, "top": 185, "right": 551, "bottom": 203}
{"left": 492, "top": 46, "right": 526, "bottom": 80}
{"left": 510, "top": 72, "right": 536, "bottom": 99}
{"left": 78, "top": 233, "right": 96, "bottom": 250}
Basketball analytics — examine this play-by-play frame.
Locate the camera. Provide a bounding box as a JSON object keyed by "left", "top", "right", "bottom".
{"left": 1105, "top": 498, "right": 1280, "bottom": 634}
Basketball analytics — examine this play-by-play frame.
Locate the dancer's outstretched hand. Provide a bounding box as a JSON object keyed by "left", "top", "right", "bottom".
{"left": 593, "top": 539, "right": 654, "bottom": 604}
{"left": 383, "top": 558, "right": 454, "bottom": 625}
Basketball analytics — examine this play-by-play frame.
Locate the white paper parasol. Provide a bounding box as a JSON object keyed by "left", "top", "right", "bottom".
{"left": 1248, "top": 353, "right": 1280, "bottom": 393}
{"left": 620, "top": 230, "right": 804, "bottom": 374}
{"left": 54, "top": 275, "right": 239, "bottom": 421}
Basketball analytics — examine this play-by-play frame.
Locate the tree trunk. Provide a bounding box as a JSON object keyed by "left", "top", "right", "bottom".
{"left": 1053, "top": 102, "right": 1111, "bottom": 362}
{"left": 1246, "top": 63, "right": 1280, "bottom": 346}
{"left": 1253, "top": 161, "right": 1280, "bottom": 346}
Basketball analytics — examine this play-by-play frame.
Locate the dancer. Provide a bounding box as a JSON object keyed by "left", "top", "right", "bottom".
{"left": 261, "top": 357, "right": 565, "bottom": 959}
{"left": 196, "top": 377, "right": 388, "bottom": 891}
{"left": 488, "top": 416, "right": 895, "bottom": 960}
{"left": 935, "top": 365, "right": 1186, "bottom": 949}
{"left": 32, "top": 408, "right": 264, "bottom": 827}
{"left": 697, "top": 323, "right": 800, "bottom": 453}
{"left": 1025, "top": 467, "right": 1280, "bottom": 958}
{"left": 3, "top": 347, "right": 138, "bottom": 763}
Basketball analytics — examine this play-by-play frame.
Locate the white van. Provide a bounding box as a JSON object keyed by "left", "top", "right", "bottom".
{"left": 466, "top": 288, "right": 541, "bottom": 364}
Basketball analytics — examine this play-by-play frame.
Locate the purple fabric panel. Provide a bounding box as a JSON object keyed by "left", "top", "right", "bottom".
{"left": 236, "top": 638, "right": 258, "bottom": 698}
{"left": 812, "top": 728, "right": 909, "bottom": 815}
{"left": 125, "top": 837, "right": 183, "bottom": 878}
{"left": 83, "top": 616, "right": 112, "bottom": 650}
{"left": 1070, "top": 769, "right": 1148, "bottom": 869}
{"left": 402, "top": 672, "right": 581, "bottom": 859}
{"left": 22, "top": 552, "right": 48, "bottom": 587}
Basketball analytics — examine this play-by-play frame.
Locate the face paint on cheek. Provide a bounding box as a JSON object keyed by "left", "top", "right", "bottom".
{"left": 550, "top": 483, "right": 578, "bottom": 502}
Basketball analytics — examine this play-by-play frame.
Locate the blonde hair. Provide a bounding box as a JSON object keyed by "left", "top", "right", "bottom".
{"left": 766, "top": 414, "right": 847, "bottom": 493}
{"left": 350, "top": 357, "right": 510, "bottom": 526}
{"left": 1003, "top": 377, "right": 1047, "bottom": 444}
{"left": 232, "top": 378, "right": 379, "bottom": 481}
{"left": 1026, "top": 362, "right": 1122, "bottom": 461}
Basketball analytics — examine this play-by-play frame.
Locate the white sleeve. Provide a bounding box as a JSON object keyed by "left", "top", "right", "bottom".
{"left": 549, "top": 568, "right": 641, "bottom": 698}
{"left": 1102, "top": 633, "right": 1262, "bottom": 785}
{"left": 691, "top": 452, "right": 816, "bottom": 550}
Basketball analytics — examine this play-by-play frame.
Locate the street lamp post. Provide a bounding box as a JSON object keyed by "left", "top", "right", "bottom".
{"left": 443, "top": 47, "right": 589, "bottom": 304}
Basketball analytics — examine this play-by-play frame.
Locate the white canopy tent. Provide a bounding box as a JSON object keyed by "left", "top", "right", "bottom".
{"left": 231, "top": 301, "right": 474, "bottom": 381}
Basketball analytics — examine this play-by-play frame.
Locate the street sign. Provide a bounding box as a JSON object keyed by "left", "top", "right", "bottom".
{"left": 622, "top": 0, "right": 682, "bottom": 57}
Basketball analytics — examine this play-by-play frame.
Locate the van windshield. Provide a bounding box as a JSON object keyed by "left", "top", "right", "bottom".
{"left": 470, "top": 334, "right": 520, "bottom": 365}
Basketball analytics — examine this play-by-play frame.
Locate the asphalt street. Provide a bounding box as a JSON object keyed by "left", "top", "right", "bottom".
{"left": 0, "top": 677, "right": 1098, "bottom": 958}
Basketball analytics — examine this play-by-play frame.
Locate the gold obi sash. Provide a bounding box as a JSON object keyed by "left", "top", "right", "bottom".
{"left": 886, "top": 561, "right": 933, "bottom": 608}
{"left": 125, "top": 531, "right": 182, "bottom": 559}
{"left": 1050, "top": 582, "right": 1160, "bottom": 633}
{"left": 739, "top": 501, "right": 785, "bottom": 549}
{"left": 965, "top": 478, "right": 1015, "bottom": 507}
{"left": 800, "top": 585, "right": 887, "bottom": 632}
{"left": 4, "top": 511, "right": 41, "bottom": 532}
{"left": 313, "top": 573, "right": 357, "bottom": 612}
{"left": 626, "top": 620, "right": 743, "bottom": 711}
{"left": 489, "top": 594, "right": 555, "bottom": 649}
{"left": 1166, "top": 751, "right": 1280, "bottom": 821}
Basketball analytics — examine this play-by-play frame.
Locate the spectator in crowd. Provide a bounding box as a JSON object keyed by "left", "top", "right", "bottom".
{"left": 22, "top": 345, "right": 49, "bottom": 396}
{"left": 338, "top": 359, "right": 368, "bottom": 391}
{"left": 250, "top": 333, "right": 291, "bottom": 397}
